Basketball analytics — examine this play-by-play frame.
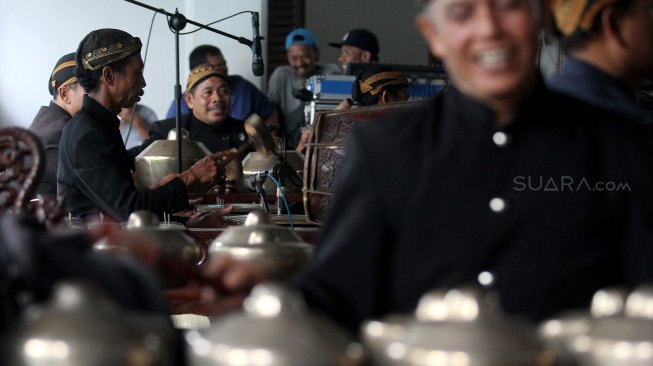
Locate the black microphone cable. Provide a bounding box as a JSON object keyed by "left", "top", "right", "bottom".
{"left": 123, "top": 8, "right": 159, "bottom": 147}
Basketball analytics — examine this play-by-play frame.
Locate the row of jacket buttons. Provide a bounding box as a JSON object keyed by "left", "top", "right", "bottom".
{"left": 491, "top": 131, "right": 509, "bottom": 213}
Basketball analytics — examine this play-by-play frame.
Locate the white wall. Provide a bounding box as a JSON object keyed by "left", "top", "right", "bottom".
{"left": 0, "top": 0, "right": 267, "bottom": 128}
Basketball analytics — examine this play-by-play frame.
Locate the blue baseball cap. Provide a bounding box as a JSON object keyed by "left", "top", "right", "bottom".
{"left": 285, "top": 28, "right": 318, "bottom": 50}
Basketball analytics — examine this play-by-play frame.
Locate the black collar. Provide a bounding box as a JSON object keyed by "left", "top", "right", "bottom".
{"left": 81, "top": 94, "right": 121, "bottom": 132}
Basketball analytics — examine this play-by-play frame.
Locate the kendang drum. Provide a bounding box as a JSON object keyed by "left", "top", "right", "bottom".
{"left": 303, "top": 101, "right": 420, "bottom": 223}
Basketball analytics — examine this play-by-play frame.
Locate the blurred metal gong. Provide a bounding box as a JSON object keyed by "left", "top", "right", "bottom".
{"left": 4, "top": 281, "right": 176, "bottom": 366}
{"left": 186, "top": 282, "right": 363, "bottom": 366}
{"left": 362, "top": 285, "right": 554, "bottom": 366}
{"left": 134, "top": 128, "right": 210, "bottom": 191}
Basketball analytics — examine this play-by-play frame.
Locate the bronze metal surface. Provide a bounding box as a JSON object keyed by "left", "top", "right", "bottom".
{"left": 134, "top": 129, "right": 211, "bottom": 192}
{"left": 209, "top": 210, "right": 313, "bottom": 279}
{"left": 186, "top": 283, "right": 363, "bottom": 366}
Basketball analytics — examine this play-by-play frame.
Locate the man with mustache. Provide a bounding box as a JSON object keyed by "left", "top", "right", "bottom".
{"left": 165, "top": 45, "right": 278, "bottom": 131}
{"left": 131, "top": 63, "right": 247, "bottom": 155}
{"left": 58, "top": 29, "right": 222, "bottom": 222}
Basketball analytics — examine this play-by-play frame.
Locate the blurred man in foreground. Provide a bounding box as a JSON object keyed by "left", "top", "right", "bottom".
{"left": 178, "top": 0, "right": 653, "bottom": 334}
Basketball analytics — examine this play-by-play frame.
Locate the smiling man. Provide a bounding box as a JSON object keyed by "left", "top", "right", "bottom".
{"left": 132, "top": 64, "right": 247, "bottom": 155}
{"left": 58, "top": 29, "right": 222, "bottom": 222}
{"left": 267, "top": 28, "right": 341, "bottom": 149}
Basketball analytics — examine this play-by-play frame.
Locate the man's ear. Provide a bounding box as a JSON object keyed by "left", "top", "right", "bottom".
{"left": 184, "top": 90, "right": 194, "bottom": 109}
{"left": 601, "top": 5, "right": 626, "bottom": 47}
{"left": 102, "top": 66, "right": 115, "bottom": 85}
{"left": 361, "top": 51, "right": 372, "bottom": 63}
{"left": 379, "top": 89, "right": 390, "bottom": 104}
{"left": 56, "top": 86, "right": 69, "bottom": 104}
{"left": 415, "top": 13, "right": 445, "bottom": 58}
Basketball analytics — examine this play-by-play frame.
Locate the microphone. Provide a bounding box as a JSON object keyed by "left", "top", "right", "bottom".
{"left": 245, "top": 171, "right": 268, "bottom": 192}
{"left": 292, "top": 87, "right": 314, "bottom": 102}
{"left": 245, "top": 170, "right": 271, "bottom": 213}
{"left": 251, "top": 12, "right": 264, "bottom": 77}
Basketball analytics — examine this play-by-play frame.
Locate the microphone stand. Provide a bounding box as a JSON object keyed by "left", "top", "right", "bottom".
{"left": 124, "top": 0, "right": 254, "bottom": 173}
{"left": 253, "top": 181, "right": 270, "bottom": 214}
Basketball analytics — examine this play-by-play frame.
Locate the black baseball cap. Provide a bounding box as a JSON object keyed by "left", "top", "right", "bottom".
{"left": 329, "top": 28, "right": 379, "bottom": 59}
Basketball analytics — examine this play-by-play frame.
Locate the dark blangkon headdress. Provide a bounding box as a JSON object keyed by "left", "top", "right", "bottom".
{"left": 49, "top": 52, "right": 77, "bottom": 96}
{"left": 353, "top": 65, "right": 408, "bottom": 105}
{"left": 358, "top": 71, "right": 408, "bottom": 96}
{"left": 186, "top": 63, "right": 229, "bottom": 92}
{"left": 552, "top": 0, "right": 617, "bottom": 36}
{"left": 75, "top": 28, "right": 142, "bottom": 71}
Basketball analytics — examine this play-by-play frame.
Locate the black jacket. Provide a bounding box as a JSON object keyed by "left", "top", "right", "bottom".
{"left": 58, "top": 95, "right": 190, "bottom": 222}
{"left": 295, "top": 81, "right": 653, "bottom": 333}
{"left": 28, "top": 102, "right": 71, "bottom": 196}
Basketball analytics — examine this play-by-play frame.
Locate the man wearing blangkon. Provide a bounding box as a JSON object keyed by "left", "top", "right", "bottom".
{"left": 547, "top": 0, "right": 653, "bottom": 123}
{"left": 178, "top": 0, "right": 653, "bottom": 334}
{"left": 130, "top": 64, "right": 247, "bottom": 156}
{"left": 29, "top": 52, "right": 85, "bottom": 196}
{"left": 58, "top": 29, "right": 222, "bottom": 222}
{"left": 165, "top": 45, "right": 279, "bottom": 129}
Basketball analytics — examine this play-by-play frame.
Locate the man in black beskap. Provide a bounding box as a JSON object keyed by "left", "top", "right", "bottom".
{"left": 29, "top": 52, "right": 85, "bottom": 196}
{"left": 129, "top": 63, "right": 247, "bottom": 156}
{"left": 58, "top": 29, "right": 222, "bottom": 222}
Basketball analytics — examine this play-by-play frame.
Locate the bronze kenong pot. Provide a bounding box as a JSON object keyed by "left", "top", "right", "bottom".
{"left": 133, "top": 128, "right": 244, "bottom": 193}
{"left": 4, "top": 281, "right": 176, "bottom": 365}
{"left": 186, "top": 282, "right": 364, "bottom": 366}
{"left": 362, "top": 286, "right": 554, "bottom": 366}
{"left": 540, "top": 285, "right": 653, "bottom": 366}
{"left": 134, "top": 128, "right": 210, "bottom": 190}
{"left": 94, "top": 210, "right": 202, "bottom": 288}
{"left": 208, "top": 210, "right": 313, "bottom": 279}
